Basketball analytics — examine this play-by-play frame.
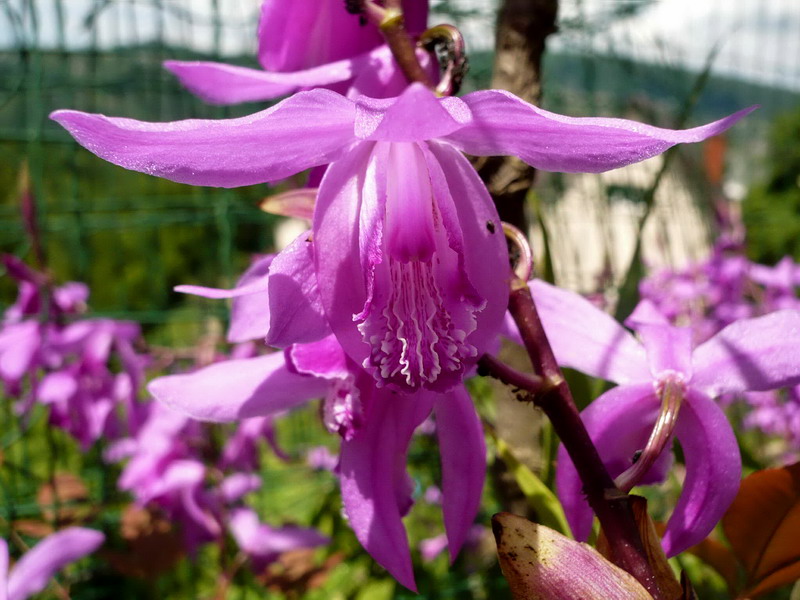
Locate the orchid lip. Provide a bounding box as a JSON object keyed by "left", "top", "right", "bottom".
{"left": 615, "top": 374, "right": 686, "bottom": 493}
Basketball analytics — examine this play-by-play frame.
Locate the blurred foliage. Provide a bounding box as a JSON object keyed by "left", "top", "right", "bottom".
{"left": 744, "top": 106, "right": 800, "bottom": 264}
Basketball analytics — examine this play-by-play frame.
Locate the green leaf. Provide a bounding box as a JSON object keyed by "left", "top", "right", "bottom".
{"left": 493, "top": 435, "right": 571, "bottom": 536}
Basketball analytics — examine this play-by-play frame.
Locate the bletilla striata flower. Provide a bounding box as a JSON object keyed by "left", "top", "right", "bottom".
{"left": 165, "top": 0, "right": 432, "bottom": 103}
{"left": 51, "top": 84, "right": 753, "bottom": 393}
{"left": 506, "top": 280, "right": 800, "bottom": 556}
{"left": 149, "top": 264, "right": 487, "bottom": 591}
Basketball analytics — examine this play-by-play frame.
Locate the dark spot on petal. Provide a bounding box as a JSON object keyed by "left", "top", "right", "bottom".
{"left": 486, "top": 220, "right": 496, "bottom": 234}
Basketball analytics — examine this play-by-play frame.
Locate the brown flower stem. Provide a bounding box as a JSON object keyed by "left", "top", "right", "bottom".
{"left": 490, "top": 281, "right": 662, "bottom": 598}
{"left": 478, "top": 353, "right": 547, "bottom": 397}
{"left": 360, "top": 0, "right": 435, "bottom": 89}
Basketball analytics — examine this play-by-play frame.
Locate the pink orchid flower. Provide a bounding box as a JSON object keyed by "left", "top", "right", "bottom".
{"left": 52, "top": 85, "right": 753, "bottom": 393}
{"left": 506, "top": 279, "right": 800, "bottom": 556}
{"left": 149, "top": 258, "right": 486, "bottom": 592}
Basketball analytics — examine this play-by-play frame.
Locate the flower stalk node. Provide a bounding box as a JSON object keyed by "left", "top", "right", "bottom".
{"left": 543, "top": 374, "right": 564, "bottom": 393}
{"left": 502, "top": 221, "right": 533, "bottom": 284}
{"left": 379, "top": 8, "right": 404, "bottom": 31}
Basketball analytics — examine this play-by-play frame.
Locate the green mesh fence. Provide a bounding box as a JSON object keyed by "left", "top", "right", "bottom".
{"left": 1, "top": 0, "right": 282, "bottom": 346}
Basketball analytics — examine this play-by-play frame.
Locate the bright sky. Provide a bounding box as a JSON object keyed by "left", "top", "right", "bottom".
{"left": 448, "top": 0, "right": 800, "bottom": 91}
{"left": 2, "top": 0, "right": 799, "bottom": 91}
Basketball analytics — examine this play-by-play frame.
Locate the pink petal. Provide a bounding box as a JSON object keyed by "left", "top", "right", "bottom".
{"left": 316, "top": 139, "right": 508, "bottom": 392}
{"left": 50, "top": 90, "right": 356, "bottom": 188}
{"left": 257, "top": 0, "right": 383, "bottom": 72}
{"left": 148, "top": 353, "right": 328, "bottom": 422}
{"left": 435, "top": 386, "right": 486, "bottom": 562}
{"left": 339, "top": 388, "right": 435, "bottom": 591}
{"left": 266, "top": 230, "right": 331, "bottom": 347}
{"left": 444, "top": 90, "right": 756, "bottom": 173}
{"left": 229, "top": 508, "right": 329, "bottom": 559}
{"left": 164, "top": 53, "right": 368, "bottom": 104}
{"left": 425, "top": 141, "right": 510, "bottom": 359}
{"left": 691, "top": 309, "right": 800, "bottom": 396}
{"left": 626, "top": 300, "right": 693, "bottom": 378}
{"left": 141, "top": 459, "right": 206, "bottom": 502}
{"left": 287, "top": 334, "right": 351, "bottom": 381}
{"left": 313, "top": 141, "right": 376, "bottom": 368}
{"left": 663, "top": 389, "right": 740, "bottom": 556}
{"left": 354, "top": 84, "right": 472, "bottom": 142}
{"left": 514, "top": 280, "right": 650, "bottom": 384}
{"left": 556, "top": 383, "right": 662, "bottom": 541}
{"left": 229, "top": 255, "right": 274, "bottom": 343}
{"left": 0, "top": 321, "right": 39, "bottom": 383}
{"left": 219, "top": 473, "right": 262, "bottom": 503}
{"left": 0, "top": 539, "right": 7, "bottom": 600}
{"left": 7, "top": 528, "right": 104, "bottom": 600}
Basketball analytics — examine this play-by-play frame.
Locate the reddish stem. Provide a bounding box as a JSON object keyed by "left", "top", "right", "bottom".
{"left": 490, "top": 283, "right": 662, "bottom": 598}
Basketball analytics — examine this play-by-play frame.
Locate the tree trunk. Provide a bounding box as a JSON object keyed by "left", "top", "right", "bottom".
{"left": 481, "top": 0, "right": 559, "bottom": 519}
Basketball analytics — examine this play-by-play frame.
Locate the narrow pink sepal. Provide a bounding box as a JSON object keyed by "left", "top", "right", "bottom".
{"left": 7, "top": 528, "right": 104, "bottom": 600}
{"left": 229, "top": 508, "right": 329, "bottom": 558}
{"left": 175, "top": 275, "right": 270, "bottom": 300}
{"left": 164, "top": 55, "right": 363, "bottom": 104}
{"left": 148, "top": 353, "right": 327, "bottom": 422}
{"left": 50, "top": 89, "right": 356, "bottom": 188}
{"left": 444, "top": 90, "right": 756, "bottom": 173}
{"left": 691, "top": 309, "right": 800, "bottom": 397}
{"left": 435, "top": 386, "right": 486, "bottom": 563}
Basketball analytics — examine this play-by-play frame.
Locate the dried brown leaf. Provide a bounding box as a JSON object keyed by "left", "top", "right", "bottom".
{"left": 11, "top": 519, "right": 53, "bottom": 538}
{"left": 261, "top": 549, "right": 344, "bottom": 595}
{"left": 103, "top": 505, "right": 184, "bottom": 579}
{"left": 492, "top": 512, "right": 653, "bottom": 599}
{"left": 37, "top": 472, "right": 92, "bottom": 525}
{"left": 722, "top": 462, "right": 800, "bottom": 598}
